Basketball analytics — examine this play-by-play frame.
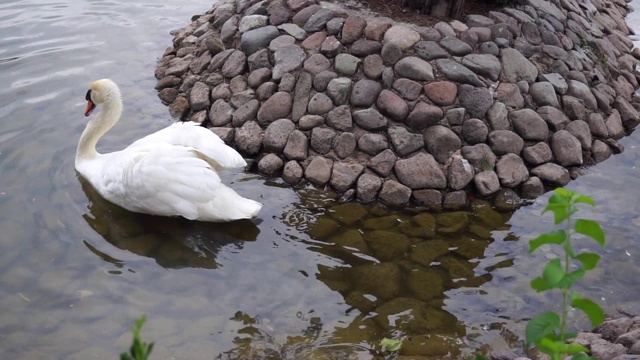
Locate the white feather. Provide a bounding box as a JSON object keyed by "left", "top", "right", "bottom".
{"left": 75, "top": 79, "right": 262, "bottom": 222}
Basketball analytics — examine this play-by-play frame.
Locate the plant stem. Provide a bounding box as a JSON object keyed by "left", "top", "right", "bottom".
{"left": 559, "top": 212, "right": 572, "bottom": 342}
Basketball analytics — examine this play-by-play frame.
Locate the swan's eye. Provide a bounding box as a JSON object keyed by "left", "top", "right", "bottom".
{"left": 85, "top": 89, "right": 92, "bottom": 102}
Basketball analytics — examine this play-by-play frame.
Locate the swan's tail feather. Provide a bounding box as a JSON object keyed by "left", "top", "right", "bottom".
{"left": 201, "top": 185, "right": 262, "bottom": 221}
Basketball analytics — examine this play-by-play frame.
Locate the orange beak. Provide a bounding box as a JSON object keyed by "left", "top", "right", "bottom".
{"left": 84, "top": 100, "right": 96, "bottom": 117}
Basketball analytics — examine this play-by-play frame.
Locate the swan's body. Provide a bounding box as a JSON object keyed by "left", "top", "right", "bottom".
{"left": 75, "top": 79, "right": 262, "bottom": 222}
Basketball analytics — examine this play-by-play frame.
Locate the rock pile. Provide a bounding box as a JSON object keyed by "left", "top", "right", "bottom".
{"left": 154, "top": 0, "right": 640, "bottom": 208}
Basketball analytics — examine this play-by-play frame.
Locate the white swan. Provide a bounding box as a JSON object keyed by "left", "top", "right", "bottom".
{"left": 75, "top": 79, "right": 262, "bottom": 222}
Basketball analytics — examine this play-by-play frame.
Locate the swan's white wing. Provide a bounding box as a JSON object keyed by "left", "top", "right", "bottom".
{"left": 127, "top": 122, "right": 247, "bottom": 169}
{"left": 95, "top": 144, "right": 224, "bottom": 220}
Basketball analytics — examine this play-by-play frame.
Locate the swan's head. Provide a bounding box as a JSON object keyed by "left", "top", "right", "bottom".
{"left": 84, "top": 79, "right": 121, "bottom": 117}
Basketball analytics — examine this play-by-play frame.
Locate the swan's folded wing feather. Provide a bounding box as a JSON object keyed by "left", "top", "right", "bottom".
{"left": 99, "top": 145, "right": 224, "bottom": 220}
{"left": 127, "top": 122, "right": 247, "bottom": 169}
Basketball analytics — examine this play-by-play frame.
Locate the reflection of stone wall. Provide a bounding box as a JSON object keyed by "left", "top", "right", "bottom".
{"left": 155, "top": 0, "right": 640, "bottom": 208}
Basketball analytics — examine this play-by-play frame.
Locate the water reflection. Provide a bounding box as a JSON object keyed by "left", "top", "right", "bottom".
{"left": 79, "top": 175, "right": 260, "bottom": 270}
{"left": 212, "top": 191, "right": 529, "bottom": 358}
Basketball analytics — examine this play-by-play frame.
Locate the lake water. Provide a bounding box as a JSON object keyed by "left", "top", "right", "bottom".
{"left": 1, "top": 0, "right": 639, "bottom": 359}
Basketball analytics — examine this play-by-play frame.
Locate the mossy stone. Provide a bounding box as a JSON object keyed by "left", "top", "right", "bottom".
{"left": 329, "top": 202, "right": 368, "bottom": 225}
{"left": 409, "top": 239, "right": 450, "bottom": 266}
{"left": 349, "top": 262, "right": 401, "bottom": 300}
{"left": 368, "top": 202, "right": 390, "bottom": 216}
{"left": 329, "top": 314, "right": 381, "bottom": 346}
{"left": 467, "top": 223, "right": 493, "bottom": 239}
{"left": 363, "top": 230, "right": 411, "bottom": 261}
{"left": 329, "top": 229, "right": 370, "bottom": 255}
{"left": 436, "top": 211, "right": 469, "bottom": 234}
{"left": 438, "top": 255, "right": 475, "bottom": 280}
{"left": 398, "top": 213, "right": 437, "bottom": 238}
{"left": 361, "top": 215, "right": 402, "bottom": 230}
{"left": 374, "top": 297, "right": 458, "bottom": 333}
{"left": 471, "top": 199, "right": 507, "bottom": 228}
{"left": 449, "top": 236, "right": 490, "bottom": 259}
{"left": 345, "top": 290, "right": 378, "bottom": 313}
{"left": 308, "top": 217, "right": 341, "bottom": 240}
{"left": 407, "top": 268, "right": 445, "bottom": 301}
{"left": 401, "top": 334, "right": 462, "bottom": 357}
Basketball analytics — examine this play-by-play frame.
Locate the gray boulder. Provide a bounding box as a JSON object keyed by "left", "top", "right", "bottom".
{"left": 394, "top": 153, "right": 447, "bottom": 189}
{"left": 307, "top": 93, "right": 334, "bottom": 115}
{"left": 388, "top": 126, "right": 424, "bottom": 156}
{"left": 376, "top": 90, "right": 409, "bottom": 121}
{"left": 435, "top": 59, "right": 484, "bottom": 87}
{"left": 357, "top": 174, "right": 383, "bottom": 202}
{"left": 310, "top": 127, "right": 337, "bottom": 154}
{"left": 394, "top": 57, "right": 434, "bottom": 81}
{"left": 333, "top": 132, "right": 356, "bottom": 159}
{"left": 461, "top": 54, "right": 501, "bottom": 81}
{"left": 234, "top": 121, "right": 263, "bottom": 155}
{"left": 473, "top": 171, "right": 500, "bottom": 196}
{"left": 565, "top": 120, "right": 592, "bottom": 150}
{"left": 448, "top": 155, "right": 475, "bottom": 190}
{"left": 488, "top": 130, "right": 524, "bottom": 155}
{"left": 379, "top": 180, "right": 412, "bottom": 206}
{"left": 530, "top": 82, "right": 559, "bottom": 107}
{"left": 368, "top": 149, "right": 396, "bottom": 177}
{"left": 326, "top": 105, "right": 353, "bottom": 131}
{"left": 353, "top": 108, "right": 387, "bottom": 131}
{"left": 459, "top": 84, "right": 493, "bottom": 118}
{"left": 424, "top": 125, "right": 462, "bottom": 163}
{"left": 350, "top": 79, "right": 382, "bottom": 107}
{"left": 257, "top": 91, "right": 292, "bottom": 125}
{"left": 510, "top": 109, "right": 550, "bottom": 141}
{"left": 358, "top": 133, "right": 389, "bottom": 155}
{"left": 501, "top": 48, "right": 538, "bottom": 83}
{"left": 305, "top": 156, "right": 334, "bottom": 186}
{"left": 523, "top": 142, "right": 553, "bottom": 165}
{"left": 462, "top": 118, "right": 489, "bottom": 144}
{"left": 283, "top": 130, "right": 309, "bottom": 160}
{"left": 272, "top": 44, "right": 306, "bottom": 80}
{"left": 258, "top": 154, "right": 284, "bottom": 175}
{"left": 496, "top": 154, "right": 529, "bottom": 187}
{"left": 531, "top": 163, "right": 571, "bottom": 186}
{"left": 461, "top": 143, "right": 496, "bottom": 172}
{"left": 330, "top": 163, "right": 364, "bottom": 193}
{"left": 240, "top": 25, "right": 280, "bottom": 54}
{"left": 550, "top": 130, "right": 582, "bottom": 166}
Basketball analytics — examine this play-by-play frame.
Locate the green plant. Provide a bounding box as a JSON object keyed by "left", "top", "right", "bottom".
{"left": 380, "top": 337, "right": 403, "bottom": 352}
{"left": 120, "top": 315, "right": 154, "bottom": 360}
{"left": 525, "top": 188, "right": 606, "bottom": 360}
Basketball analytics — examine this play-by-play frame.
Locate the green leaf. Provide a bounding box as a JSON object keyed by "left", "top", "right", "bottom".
{"left": 565, "top": 343, "right": 590, "bottom": 353}
{"left": 538, "top": 336, "right": 563, "bottom": 352}
{"left": 380, "top": 338, "right": 402, "bottom": 352}
{"left": 557, "top": 269, "right": 586, "bottom": 289}
{"left": 543, "top": 259, "right": 565, "bottom": 287}
{"left": 529, "top": 230, "right": 566, "bottom": 253}
{"left": 543, "top": 203, "right": 577, "bottom": 224}
{"left": 531, "top": 276, "right": 551, "bottom": 292}
{"left": 575, "top": 219, "right": 605, "bottom": 246}
{"left": 551, "top": 189, "right": 572, "bottom": 202}
{"left": 571, "top": 353, "right": 594, "bottom": 360}
{"left": 572, "top": 298, "right": 605, "bottom": 327}
{"left": 574, "top": 252, "right": 600, "bottom": 270}
{"left": 571, "top": 194, "right": 595, "bottom": 206}
{"left": 526, "top": 311, "right": 560, "bottom": 344}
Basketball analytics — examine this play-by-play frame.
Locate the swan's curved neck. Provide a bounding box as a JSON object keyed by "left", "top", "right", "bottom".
{"left": 76, "top": 95, "right": 122, "bottom": 163}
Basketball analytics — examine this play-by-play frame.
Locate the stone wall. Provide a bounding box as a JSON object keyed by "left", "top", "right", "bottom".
{"left": 154, "top": 0, "right": 640, "bottom": 209}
